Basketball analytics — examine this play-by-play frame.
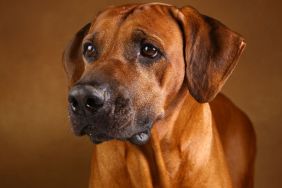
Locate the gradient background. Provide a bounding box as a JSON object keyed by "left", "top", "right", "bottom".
{"left": 0, "top": 0, "right": 281, "bottom": 187}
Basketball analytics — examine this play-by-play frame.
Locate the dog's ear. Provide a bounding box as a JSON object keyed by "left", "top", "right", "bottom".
{"left": 173, "top": 6, "right": 246, "bottom": 103}
{"left": 63, "top": 23, "right": 91, "bottom": 85}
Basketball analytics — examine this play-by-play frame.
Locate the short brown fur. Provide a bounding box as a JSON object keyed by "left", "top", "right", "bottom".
{"left": 63, "top": 3, "right": 256, "bottom": 188}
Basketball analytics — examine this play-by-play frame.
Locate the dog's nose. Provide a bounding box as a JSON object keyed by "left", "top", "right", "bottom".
{"left": 68, "top": 85, "right": 106, "bottom": 113}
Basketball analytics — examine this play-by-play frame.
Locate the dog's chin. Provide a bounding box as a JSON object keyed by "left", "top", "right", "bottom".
{"left": 79, "top": 125, "right": 152, "bottom": 145}
{"left": 70, "top": 111, "right": 157, "bottom": 145}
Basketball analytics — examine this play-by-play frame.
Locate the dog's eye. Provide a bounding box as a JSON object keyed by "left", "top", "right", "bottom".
{"left": 83, "top": 43, "right": 97, "bottom": 61}
{"left": 140, "top": 43, "right": 159, "bottom": 59}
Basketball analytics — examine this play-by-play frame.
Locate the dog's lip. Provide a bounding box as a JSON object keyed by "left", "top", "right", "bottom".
{"left": 72, "top": 124, "right": 90, "bottom": 136}
{"left": 89, "top": 133, "right": 113, "bottom": 144}
{"left": 83, "top": 127, "right": 114, "bottom": 144}
{"left": 129, "top": 129, "right": 151, "bottom": 145}
{"left": 80, "top": 125, "right": 91, "bottom": 136}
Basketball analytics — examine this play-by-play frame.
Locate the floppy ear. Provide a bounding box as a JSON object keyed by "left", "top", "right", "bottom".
{"left": 63, "top": 23, "right": 91, "bottom": 85}
{"left": 174, "top": 6, "right": 246, "bottom": 103}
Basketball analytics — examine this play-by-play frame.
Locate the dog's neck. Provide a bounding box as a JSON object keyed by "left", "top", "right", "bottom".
{"left": 154, "top": 85, "right": 214, "bottom": 147}
{"left": 143, "top": 88, "right": 232, "bottom": 187}
{"left": 152, "top": 86, "right": 214, "bottom": 176}
{"left": 154, "top": 86, "right": 207, "bottom": 140}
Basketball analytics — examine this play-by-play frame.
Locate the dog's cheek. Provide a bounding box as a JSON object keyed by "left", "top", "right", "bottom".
{"left": 135, "top": 82, "right": 164, "bottom": 122}
{"left": 111, "top": 97, "right": 135, "bottom": 129}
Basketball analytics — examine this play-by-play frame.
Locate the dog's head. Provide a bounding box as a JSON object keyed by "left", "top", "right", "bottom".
{"left": 63, "top": 3, "right": 245, "bottom": 145}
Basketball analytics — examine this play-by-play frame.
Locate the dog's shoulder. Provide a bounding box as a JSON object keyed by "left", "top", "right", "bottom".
{"left": 210, "top": 93, "right": 252, "bottom": 127}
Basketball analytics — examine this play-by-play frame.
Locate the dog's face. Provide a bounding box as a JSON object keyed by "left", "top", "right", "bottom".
{"left": 63, "top": 4, "right": 245, "bottom": 145}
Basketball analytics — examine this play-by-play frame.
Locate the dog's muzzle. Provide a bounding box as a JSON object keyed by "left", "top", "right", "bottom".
{"left": 67, "top": 84, "right": 151, "bottom": 145}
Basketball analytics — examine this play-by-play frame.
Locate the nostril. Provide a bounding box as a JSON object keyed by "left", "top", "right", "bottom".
{"left": 68, "top": 84, "right": 107, "bottom": 113}
{"left": 85, "top": 97, "right": 104, "bottom": 111}
{"left": 69, "top": 97, "right": 79, "bottom": 112}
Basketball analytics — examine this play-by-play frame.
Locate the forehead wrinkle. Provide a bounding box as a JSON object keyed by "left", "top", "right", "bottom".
{"left": 88, "top": 6, "right": 139, "bottom": 49}
{"left": 91, "top": 4, "right": 171, "bottom": 33}
{"left": 146, "top": 4, "right": 169, "bottom": 16}
{"left": 120, "top": 9, "right": 177, "bottom": 46}
{"left": 125, "top": 3, "right": 169, "bottom": 21}
{"left": 92, "top": 5, "right": 138, "bottom": 29}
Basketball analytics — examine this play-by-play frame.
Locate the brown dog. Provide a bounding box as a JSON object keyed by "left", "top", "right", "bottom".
{"left": 63, "top": 3, "right": 256, "bottom": 188}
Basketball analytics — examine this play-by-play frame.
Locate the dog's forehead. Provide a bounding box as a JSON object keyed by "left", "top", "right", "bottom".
{"left": 123, "top": 4, "right": 173, "bottom": 26}
{"left": 90, "top": 4, "right": 179, "bottom": 43}
{"left": 97, "top": 3, "right": 172, "bottom": 18}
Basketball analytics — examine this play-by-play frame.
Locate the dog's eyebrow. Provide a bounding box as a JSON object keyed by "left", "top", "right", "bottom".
{"left": 83, "top": 32, "right": 99, "bottom": 42}
{"left": 133, "top": 28, "right": 165, "bottom": 49}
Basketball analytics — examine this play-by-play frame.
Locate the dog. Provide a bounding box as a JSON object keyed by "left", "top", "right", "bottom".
{"left": 63, "top": 3, "right": 256, "bottom": 188}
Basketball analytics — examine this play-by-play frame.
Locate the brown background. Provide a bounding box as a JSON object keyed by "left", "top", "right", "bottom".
{"left": 0, "top": 0, "right": 281, "bottom": 187}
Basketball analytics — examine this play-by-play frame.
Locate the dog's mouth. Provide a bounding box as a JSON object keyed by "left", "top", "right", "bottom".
{"left": 80, "top": 125, "right": 151, "bottom": 145}
{"left": 128, "top": 129, "right": 151, "bottom": 145}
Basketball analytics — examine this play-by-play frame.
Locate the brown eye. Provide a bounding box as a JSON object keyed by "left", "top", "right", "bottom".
{"left": 83, "top": 43, "right": 97, "bottom": 61}
{"left": 141, "top": 43, "right": 159, "bottom": 59}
